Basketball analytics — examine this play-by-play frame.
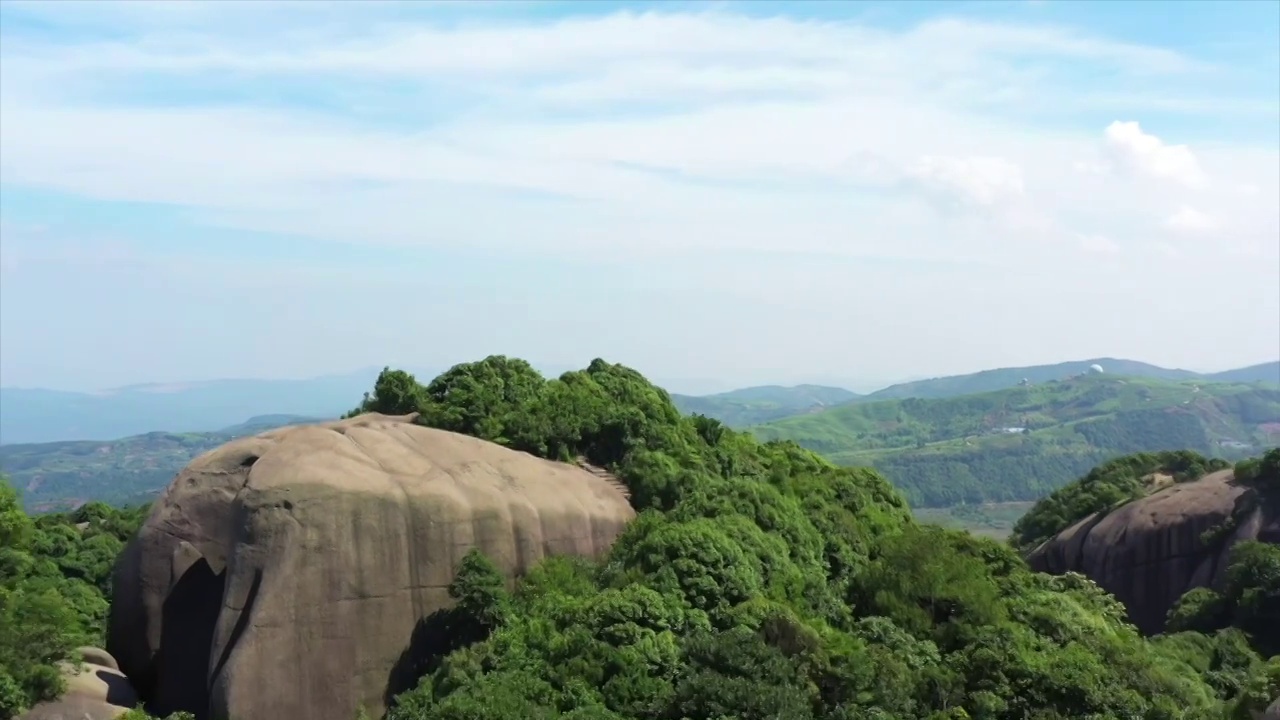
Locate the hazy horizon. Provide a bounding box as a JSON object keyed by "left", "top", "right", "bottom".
{"left": 2, "top": 1, "right": 1277, "bottom": 392}
{"left": 3, "top": 355, "right": 1276, "bottom": 398}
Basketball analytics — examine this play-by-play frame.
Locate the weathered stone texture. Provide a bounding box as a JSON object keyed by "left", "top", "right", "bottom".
{"left": 1027, "top": 469, "right": 1280, "bottom": 634}
{"left": 107, "top": 412, "right": 635, "bottom": 720}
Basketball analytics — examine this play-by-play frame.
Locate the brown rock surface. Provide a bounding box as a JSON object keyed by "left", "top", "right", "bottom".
{"left": 1027, "top": 469, "right": 1280, "bottom": 634}
{"left": 18, "top": 649, "right": 135, "bottom": 720}
{"left": 18, "top": 697, "right": 127, "bottom": 720}
{"left": 74, "top": 647, "right": 120, "bottom": 672}
{"left": 107, "top": 412, "right": 635, "bottom": 720}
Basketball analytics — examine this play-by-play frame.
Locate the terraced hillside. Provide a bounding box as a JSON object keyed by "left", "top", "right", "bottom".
{"left": 753, "top": 375, "right": 1280, "bottom": 507}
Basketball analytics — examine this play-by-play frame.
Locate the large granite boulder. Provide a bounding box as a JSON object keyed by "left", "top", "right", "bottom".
{"left": 18, "top": 648, "right": 136, "bottom": 720}
{"left": 1027, "top": 469, "right": 1280, "bottom": 634}
{"left": 107, "top": 412, "right": 635, "bottom": 720}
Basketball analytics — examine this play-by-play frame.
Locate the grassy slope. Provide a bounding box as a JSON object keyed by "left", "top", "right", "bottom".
{"left": 753, "top": 375, "right": 1280, "bottom": 507}
{"left": 670, "top": 384, "right": 858, "bottom": 427}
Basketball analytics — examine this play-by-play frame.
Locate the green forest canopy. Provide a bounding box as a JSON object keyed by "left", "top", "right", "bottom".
{"left": 3, "top": 356, "right": 1278, "bottom": 720}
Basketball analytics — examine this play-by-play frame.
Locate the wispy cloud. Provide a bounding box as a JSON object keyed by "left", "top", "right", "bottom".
{"left": 0, "top": 1, "right": 1276, "bottom": 387}
{"left": 3, "top": 4, "right": 1273, "bottom": 253}
{"left": 1164, "top": 206, "right": 1218, "bottom": 234}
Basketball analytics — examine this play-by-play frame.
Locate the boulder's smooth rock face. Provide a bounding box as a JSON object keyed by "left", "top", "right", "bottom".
{"left": 1027, "top": 469, "right": 1280, "bottom": 634}
{"left": 18, "top": 649, "right": 135, "bottom": 720}
{"left": 1263, "top": 695, "right": 1280, "bottom": 720}
{"left": 74, "top": 647, "right": 121, "bottom": 673}
{"left": 107, "top": 412, "right": 636, "bottom": 720}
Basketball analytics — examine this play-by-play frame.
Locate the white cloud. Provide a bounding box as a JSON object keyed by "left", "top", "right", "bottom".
{"left": 1078, "top": 233, "right": 1121, "bottom": 255}
{"left": 1164, "top": 206, "right": 1217, "bottom": 233}
{"left": 0, "top": 6, "right": 1271, "bottom": 264}
{"left": 1103, "top": 120, "right": 1208, "bottom": 187}
{"left": 906, "top": 155, "right": 1026, "bottom": 209}
{"left": 0, "top": 3, "right": 1277, "bottom": 386}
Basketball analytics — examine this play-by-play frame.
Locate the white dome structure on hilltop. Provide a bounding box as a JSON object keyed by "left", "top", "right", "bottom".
{"left": 1088, "top": 364, "right": 1105, "bottom": 374}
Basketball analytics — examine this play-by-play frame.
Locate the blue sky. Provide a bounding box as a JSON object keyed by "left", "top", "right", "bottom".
{"left": 1, "top": 0, "right": 1277, "bottom": 393}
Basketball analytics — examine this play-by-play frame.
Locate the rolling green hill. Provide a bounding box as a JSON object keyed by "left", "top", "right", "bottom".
{"left": 857, "top": 357, "right": 1199, "bottom": 402}
{"left": 669, "top": 384, "right": 858, "bottom": 426}
{"left": 0, "top": 415, "right": 320, "bottom": 512}
{"left": 1203, "top": 360, "right": 1280, "bottom": 384}
{"left": 855, "top": 358, "right": 1280, "bottom": 403}
{"left": 753, "top": 375, "right": 1280, "bottom": 507}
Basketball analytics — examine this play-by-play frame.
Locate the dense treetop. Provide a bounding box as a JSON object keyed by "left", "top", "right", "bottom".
{"left": 348, "top": 357, "right": 1278, "bottom": 720}
{"left": 4, "top": 356, "right": 1278, "bottom": 720}
{"left": 0, "top": 482, "right": 147, "bottom": 717}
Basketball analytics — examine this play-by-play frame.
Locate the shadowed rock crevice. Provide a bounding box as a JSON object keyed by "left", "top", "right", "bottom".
{"left": 95, "top": 668, "right": 137, "bottom": 707}
{"left": 208, "top": 569, "right": 263, "bottom": 701}
{"left": 154, "top": 557, "right": 225, "bottom": 719}
{"left": 383, "top": 608, "right": 460, "bottom": 707}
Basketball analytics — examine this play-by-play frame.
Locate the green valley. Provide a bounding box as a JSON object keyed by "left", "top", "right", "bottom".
{"left": 752, "top": 374, "right": 1280, "bottom": 507}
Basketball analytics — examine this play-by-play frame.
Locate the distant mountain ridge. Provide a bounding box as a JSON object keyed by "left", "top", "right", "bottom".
{"left": 217, "top": 414, "right": 324, "bottom": 435}
{"left": 6, "top": 371, "right": 1279, "bottom": 513}
{"left": 1200, "top": 361, "right": 1280, "bottom": 384}
{"left": 0, "top": 370, "right": 389, "bottom": 445}
{"left": 0, "top": 413, "right": 327, "bottom": 511}
{"left": 856, "top": 358, "right": 1279, "bottom": 402}
{"left": 2, "top": 358, "right": 1275, "bottom": 443}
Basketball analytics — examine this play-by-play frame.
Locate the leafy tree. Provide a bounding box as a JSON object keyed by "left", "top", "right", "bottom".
{"left": 367, "top": 360, "right": 1258, "bottom": 720}
{"left": 448, "top": 549, "right": 512, "bottom": 645}
{"left": 1167, "top": 588, "right": 1230, "bottom": 635}
{"left": 0, "top": 475, "right": 149, "bottom": 717}
{"left": 1234, "top": 447, "right": 1280, "bottom": 490}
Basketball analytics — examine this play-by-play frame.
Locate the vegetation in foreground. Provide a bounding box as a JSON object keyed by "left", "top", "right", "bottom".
{"left": 0, "top": 487, "right": 147, "bottom": 717}
{"left": 753, "top": 374, "right": 1280, "bottom": 507}
{"left": 4, "top": 356, "right": 1278, "bottom": 720}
